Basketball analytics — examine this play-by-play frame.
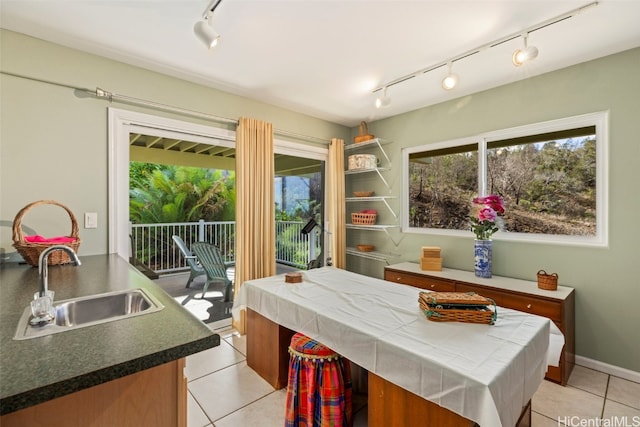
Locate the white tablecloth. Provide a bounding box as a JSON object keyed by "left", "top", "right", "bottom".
{"left": 232, "top": 267, "right": 564, "bottom": 427}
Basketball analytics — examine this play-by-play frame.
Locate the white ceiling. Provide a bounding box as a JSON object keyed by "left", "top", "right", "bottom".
{"left": 1, "top": 0, "right": 639, "bottom": 127}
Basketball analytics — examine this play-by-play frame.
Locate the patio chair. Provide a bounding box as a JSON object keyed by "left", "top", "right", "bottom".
{"left": 191, "top": 242, "right": 234, "bottom": 301}
{"left": 172, "top": 235, "right": 205, "bottom": 289}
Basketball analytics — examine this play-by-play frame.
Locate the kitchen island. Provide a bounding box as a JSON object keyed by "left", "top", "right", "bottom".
{"left": 236, "top": 267, "right": 564, "bottom": 427}
{"left": 0, "top": 254, "right": 219, "bottom": 426}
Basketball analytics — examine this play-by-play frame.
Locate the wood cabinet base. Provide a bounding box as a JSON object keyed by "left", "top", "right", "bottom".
{"left": 0, "top": 359, "right": 187, "bottom": 427}
{"left": 246, "top": 307, "right": 295, "bottom": 389}
{"left": 247, "top": 309, "right": 531, "bottom": 427}
{"left": 368, "top": 372, "right": 531, "bottom": 427}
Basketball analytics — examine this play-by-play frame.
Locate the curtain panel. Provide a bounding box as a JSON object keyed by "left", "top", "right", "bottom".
{"left": 327, "top": 138, "right": 346, "bottom": 269}
{"left": 233, "top": 117, "right": 275, "bottom": 333}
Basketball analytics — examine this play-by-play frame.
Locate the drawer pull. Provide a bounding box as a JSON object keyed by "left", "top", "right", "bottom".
{"left": 527, "top": 304, "right": 532, "bottom": 309}
{"left": 430, "top": 284, "right": 435, "bottom": 288}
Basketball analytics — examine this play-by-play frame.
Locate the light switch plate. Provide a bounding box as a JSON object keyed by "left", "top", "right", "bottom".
{"left": 84, "top": 212, "right": 98, "bottom": 229}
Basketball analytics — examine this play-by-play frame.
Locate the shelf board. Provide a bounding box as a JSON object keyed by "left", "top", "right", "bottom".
{"left": 346, "top": 247, "right": 396, "bottom": 262}
{"left": 344, "top": 138, "right": 391, "bottom": 151}
{"left": 345, "top": 196, "right": 397, "bottom": 202}
{"left": 346, "top": 224, "right": 398, "bottom": 230}
{"left": 344, "top": 167, "right": 390, "bottom": 175}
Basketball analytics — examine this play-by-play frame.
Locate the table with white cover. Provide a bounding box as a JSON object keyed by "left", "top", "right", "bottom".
{"left": 233, "top": 267, "right": 564, "bottom": 427}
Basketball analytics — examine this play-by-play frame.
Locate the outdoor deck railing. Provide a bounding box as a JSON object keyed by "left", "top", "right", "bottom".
{"left": 130, "top": 220, "right": 320, "bottom": 274}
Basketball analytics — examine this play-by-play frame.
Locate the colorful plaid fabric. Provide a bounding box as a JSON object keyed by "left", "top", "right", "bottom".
{"left": 285, "top": 333, "right": 353, "bottom": 427}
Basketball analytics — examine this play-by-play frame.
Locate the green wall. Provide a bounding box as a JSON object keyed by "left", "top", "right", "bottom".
{"left": 0, "top": 29, "right": 349, "bottom": 256}
{"left": 347, "top": 47, "right": 640, "bottom": 373}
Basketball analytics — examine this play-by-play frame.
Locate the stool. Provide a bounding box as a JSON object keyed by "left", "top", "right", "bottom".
{"left": 284, "top": 333, "right": 353, "bottom": 427}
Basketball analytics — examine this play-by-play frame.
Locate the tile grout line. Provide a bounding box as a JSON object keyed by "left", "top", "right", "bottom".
{"left": 187, "top": 359, "right": 248, "bottom": 383}
{"left": 210, "top": 388, "right": 285, "bottom": 424}
{"left": 188, "top": 388, "right": 215, "bottom": 427}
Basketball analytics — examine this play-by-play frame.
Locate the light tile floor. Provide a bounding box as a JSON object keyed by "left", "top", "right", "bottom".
{"left": 186, "top": 325, "right": 369, "bottom": 427}
{"left": 188, "top": 325, "right": 640, "bottom": 427}
{"left": 155, "top": 272, "right": 640, "bottom": 426}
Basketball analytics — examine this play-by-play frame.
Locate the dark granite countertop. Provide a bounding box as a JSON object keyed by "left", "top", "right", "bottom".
{"left": 0, "top": 254, "right": 219, "bottom": 415}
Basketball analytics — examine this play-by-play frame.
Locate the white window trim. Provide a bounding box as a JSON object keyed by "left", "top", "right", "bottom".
{"left": 402, "top": 111, "right": 609, "bottom": 247}
{"left": 109, "top": 108, "right": 329, "bottom": 259}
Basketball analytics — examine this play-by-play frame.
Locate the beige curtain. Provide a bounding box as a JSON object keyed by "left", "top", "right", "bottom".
{"left": 327, "top": 138, "right": 346, "bottom": 269}
{"left": 233, "top": 117, "right": 275, "bottom": 333}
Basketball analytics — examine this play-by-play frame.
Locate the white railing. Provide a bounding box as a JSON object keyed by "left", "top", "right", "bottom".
{"left": 130, "top": 220, "right": 320, "bottom": 274}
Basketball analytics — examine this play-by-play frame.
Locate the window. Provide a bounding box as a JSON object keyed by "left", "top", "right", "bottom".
{"left": 402, "top": 112, "right": 608, "bottom": 246}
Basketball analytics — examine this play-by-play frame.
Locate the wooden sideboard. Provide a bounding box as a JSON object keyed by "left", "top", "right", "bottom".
{"left": 385, "top": 262, "right": 575, "bottom": 386}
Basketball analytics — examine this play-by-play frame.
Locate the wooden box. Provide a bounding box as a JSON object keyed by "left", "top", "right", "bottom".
{"left": 420, "top": 257, "right": 442, "bottom": 271}
{"left": 421, "top": 246, "right": 441, "bottom": 258}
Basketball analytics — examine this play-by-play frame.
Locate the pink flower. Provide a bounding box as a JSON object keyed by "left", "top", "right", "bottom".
{"left": 474, "top": 195, "right": 504, "bottom": 214}
{"left": 485, "top": 195, "right": 505, "bottom": 214}
{"left": 470, "top": 194, "right": 506, "bottom": 239}
{"left": 478, "top": 207, "right": 497, "bottom": 222}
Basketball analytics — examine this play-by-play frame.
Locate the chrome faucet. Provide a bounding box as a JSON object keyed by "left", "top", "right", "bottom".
{"left": 38, "top": 245, "right": 82, "bottom": 298}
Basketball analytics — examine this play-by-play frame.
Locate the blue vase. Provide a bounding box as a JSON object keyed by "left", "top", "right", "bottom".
{"left": 474, "top": 239, "right": 492, "bottom": 278}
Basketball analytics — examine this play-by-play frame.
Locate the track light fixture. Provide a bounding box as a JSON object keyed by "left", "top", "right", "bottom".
{"left": 441, "top": 62, "right": 459, "bottom": 90}
{"left": 371, "top": 2, "right": 597, "bottom": 100}
{"left": 375, "top": 87, "right": 391, "bottom": 108}
{"left": 512, "top": 33, "right": 539, "bottom": 66}
{"left": 194, "top": 0, "right": 223, "bottom": 49}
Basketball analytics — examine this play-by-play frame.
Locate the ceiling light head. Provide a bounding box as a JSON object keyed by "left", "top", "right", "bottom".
{"left": 513, "top": 34, "right": 538, "bottom": 66}
{"left": 442, "top": 62, "right": 459, "bottom": 90}
{"left": 194, "top": 19, "right": 220, "bottom": 49}
{"left": 375, "top": 87, "right": 391, "bottom": 109}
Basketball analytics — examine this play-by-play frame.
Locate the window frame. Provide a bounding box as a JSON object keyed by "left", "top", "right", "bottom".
{"left": 401, "top": 111, "right": 609, "bottom": 247}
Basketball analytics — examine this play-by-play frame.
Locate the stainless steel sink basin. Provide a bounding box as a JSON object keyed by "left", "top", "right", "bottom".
{"left": 14, "top": 289, "right": 164, "bottom": 340}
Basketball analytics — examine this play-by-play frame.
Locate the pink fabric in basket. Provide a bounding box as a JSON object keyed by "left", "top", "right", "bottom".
{"left": 24, "top": 235, "right": 77, "bottom": 244}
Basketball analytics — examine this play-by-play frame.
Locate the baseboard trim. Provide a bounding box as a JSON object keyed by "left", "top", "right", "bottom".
{"left": 575, "top": 355, "right": 640, "bottom": 383}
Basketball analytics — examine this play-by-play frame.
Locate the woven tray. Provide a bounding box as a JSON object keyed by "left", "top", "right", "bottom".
{"left": 419, "top": 291, "right": 497, "bottom": 325}
{"left": 12, "top": 200, "right": 81, "bottom": 267}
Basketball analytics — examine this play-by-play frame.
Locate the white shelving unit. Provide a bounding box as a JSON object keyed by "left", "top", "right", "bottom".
{"left": 345, "top": 138, "right": 400, "bottom": 261}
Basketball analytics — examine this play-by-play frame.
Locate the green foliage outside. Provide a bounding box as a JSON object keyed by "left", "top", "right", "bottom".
{"left": 275, "top": 198, "right": 323, "bottom": 268}
{"left": 130, "top": 162, "right": 322, "bottom": 269}
{"left": 129, "top": 162, "right": 236, "bottom": 265}
{"left": 130, "top": 162, "right": 235, "bottom": 223}
{"left": 409, "top": 137, "right": 597, "bottom": 236}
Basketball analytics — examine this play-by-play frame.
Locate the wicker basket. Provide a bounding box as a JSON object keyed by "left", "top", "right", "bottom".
{"left": 354, "top": 121, "right": 374, "bottom": 144}
{"left": 357, "top": 244, "right": 375, "bottom": 252}
{"left": 351, "top": 212, "right": 377, "bottom": 225}
{"left": 12, "top": 200, "right": 81, "bottom": 267}
{"left": 537, "top": 270, "right": 558, "bottom": 290}
{"left": 419, "top": 291, "right": 497, "bottom": 325}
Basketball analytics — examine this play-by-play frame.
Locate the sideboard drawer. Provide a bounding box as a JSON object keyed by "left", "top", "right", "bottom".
{"left": 501, "top": 293, "right": 562, "bottom": 322}
{"left": 385, "top": 270, "right": 455, "bottom": 292}
{"left": 385, "top": 270, "right": 422, "bottom": 287}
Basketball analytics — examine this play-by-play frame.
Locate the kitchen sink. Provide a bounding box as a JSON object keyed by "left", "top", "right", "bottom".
{"left": 14, "top": 289, "right": 164, "bottom": 340}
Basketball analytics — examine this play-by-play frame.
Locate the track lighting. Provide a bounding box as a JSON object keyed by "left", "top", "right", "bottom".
{"left": 194, "top": 20, "right": 220, "bottom": 49}
{"left": 371, "top": 2, "right": 596, "bottom": 100}
{"left": 375, "top": 87, "right": 391, "bottom": 109}
{"left": 441, "top": 62, "right": 459, "bottom": 90}
{"left": 194, "top": 0, "right": 222, "bottom": 49}
{"left": 512, "top": 33, "right": 539, "bottom": 67}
